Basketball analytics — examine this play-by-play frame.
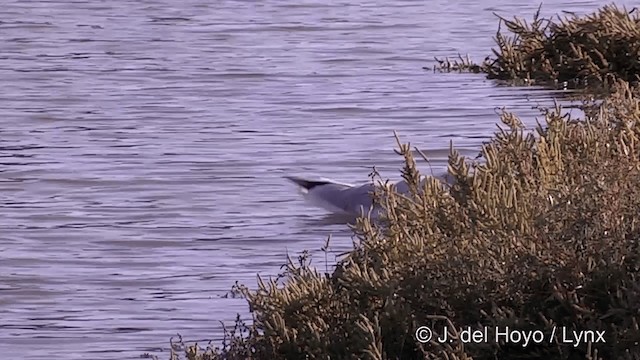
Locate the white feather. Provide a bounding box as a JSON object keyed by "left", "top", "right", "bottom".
{"left": 285, "top": 173, "right": 454, "bottom": 218}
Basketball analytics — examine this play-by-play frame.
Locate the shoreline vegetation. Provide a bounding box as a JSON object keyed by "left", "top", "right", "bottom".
{"left": 432, "top": 4, "right": 640, "bottom": 90}
{"left": 168, "top": 4, "right": 640, "bottom": 360}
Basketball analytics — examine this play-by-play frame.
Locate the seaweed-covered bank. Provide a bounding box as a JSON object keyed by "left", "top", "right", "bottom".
{"left": 168, "top": 5, "right": 640, "bottom": 360}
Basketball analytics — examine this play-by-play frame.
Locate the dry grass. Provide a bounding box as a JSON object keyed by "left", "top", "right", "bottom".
{"left": 172, "top": 79, "right": 640, "bottom": 360}
{"left": 166, "top": 5, "right": 640, "bottom": 359}
{"left": 434, "top": 4, "right": 640, "bottom": 88}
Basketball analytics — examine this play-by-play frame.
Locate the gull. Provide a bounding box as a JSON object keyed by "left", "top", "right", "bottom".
{"left": 285, "top": 173, "right": 454, "bottom": 218}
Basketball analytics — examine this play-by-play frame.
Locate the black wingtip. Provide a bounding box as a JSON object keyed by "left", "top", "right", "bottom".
{"left": 284, "top": 176, "right": 331, "bottom": 191}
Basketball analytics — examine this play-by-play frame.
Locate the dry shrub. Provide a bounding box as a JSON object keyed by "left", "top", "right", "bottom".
{"left": 177, "top": 80, "right": 640, "bottom": 360}
{"left": 435, "top": 4, "right": 640, "bottom": 87}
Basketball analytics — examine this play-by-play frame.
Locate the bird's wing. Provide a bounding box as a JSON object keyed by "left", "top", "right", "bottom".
{"left": 285, "top": 176, "right": 375, "bottom": 215}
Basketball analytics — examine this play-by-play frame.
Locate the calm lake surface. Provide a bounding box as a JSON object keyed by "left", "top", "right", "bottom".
{"left": 1, "top": 0, "right": 633, "bottom": 359}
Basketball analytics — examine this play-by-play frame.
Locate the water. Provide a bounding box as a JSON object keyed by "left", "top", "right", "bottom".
{"left": 0, "top": 0, "right": 630, "bottom": 359}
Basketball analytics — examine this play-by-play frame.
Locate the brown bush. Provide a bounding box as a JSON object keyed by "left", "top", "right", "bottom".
{"left": 174, "top": 79, "right": 640, "bottom": 360}
{"left": 435, "top": 4, "right": 640, "bottom": 88}
{"left": 169, "top": 5, "right": 640, "bottom": 359}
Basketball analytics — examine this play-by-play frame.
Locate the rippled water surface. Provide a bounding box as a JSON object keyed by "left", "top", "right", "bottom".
{"left": 1, "top": 0, "right": 634, "bottom": 359}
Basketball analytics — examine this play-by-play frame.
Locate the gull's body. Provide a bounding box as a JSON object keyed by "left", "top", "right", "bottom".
{"left": 285, "top": 174, "right": 453, "bottom": 218}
